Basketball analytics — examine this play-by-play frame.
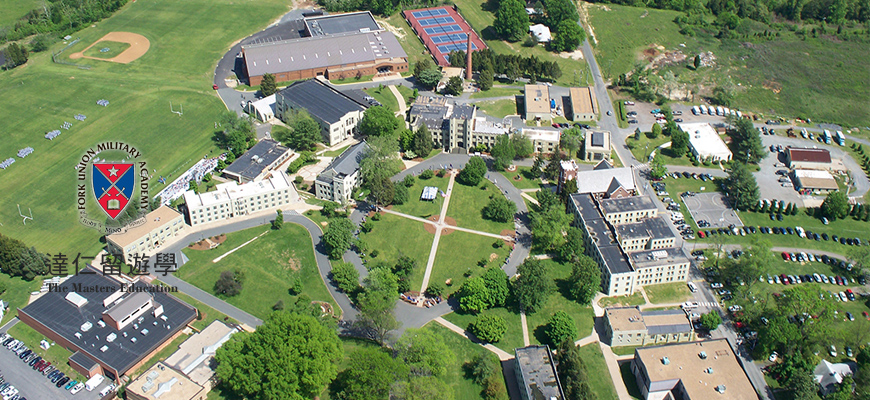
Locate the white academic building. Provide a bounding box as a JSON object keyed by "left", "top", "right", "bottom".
{"left": 183, "top": 171, "right": 298, "bottom": 226}
{"left": 315, "top": 142, "right": 368, "bottom": 203}
{"left": 678, "top": 122, "right": 732, "bottom": 162}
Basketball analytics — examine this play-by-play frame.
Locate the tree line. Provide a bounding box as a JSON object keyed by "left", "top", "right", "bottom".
{"left": 0, "top": 233, "right": 50, "bottom": 281}
{"left": 1, "top": 0, "right": 129, "bottom": 44}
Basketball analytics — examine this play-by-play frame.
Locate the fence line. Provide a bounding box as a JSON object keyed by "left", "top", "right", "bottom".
{"left": 51, "top": 38, "right": 91, "bottom": 69}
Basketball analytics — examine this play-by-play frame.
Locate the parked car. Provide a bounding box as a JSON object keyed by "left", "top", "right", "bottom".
{"left": 769, "top": 352, "right": 778, "bottom": 362}
{"left": 829, "top": 345, "right": 838, "bottom": 357}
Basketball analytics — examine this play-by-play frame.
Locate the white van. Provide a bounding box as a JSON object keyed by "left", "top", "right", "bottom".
{"left": 687, "top": 282, "right": 698, "bottom": 292}
{"left": 85, "top": 374, "right": 105, "bottom": 391}
{"left": 99, "top": 384, "right": 117, "bottom": 397}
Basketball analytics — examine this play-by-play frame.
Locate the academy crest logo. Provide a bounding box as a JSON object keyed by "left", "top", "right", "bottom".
{"left": 76, "top": 142, "right": 149, "bottom": 234}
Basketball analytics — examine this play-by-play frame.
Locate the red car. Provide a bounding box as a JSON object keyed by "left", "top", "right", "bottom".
{"left": 212, "top": 84, "right": 219, "bottom": 90}
{"left": 698, "top": 231, "right": 706, "bottom": 238}
{"left": 781, "top": 252, "right": 790, "bottom": 261}
{"left": 863, "top": 311, "right": 869, "bottom": 319}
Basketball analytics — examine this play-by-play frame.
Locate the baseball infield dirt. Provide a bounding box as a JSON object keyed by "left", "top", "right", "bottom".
{"left": 70, "top": 32, "right": 150, "bottom": 64}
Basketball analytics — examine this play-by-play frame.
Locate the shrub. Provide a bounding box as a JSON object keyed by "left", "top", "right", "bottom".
{"left": 544, "top": 311, "right": 577, "bottom": 346}
{"left": 468, "top": 314, "right": 507, "bottom": 343}
{"left": 426, "top": 282, "right": 445, "bottom": 297}
{"left": 420, "top": 169, "right": 434, "bottom": 179}
{"left": 294, "top": 176, "right": 303, "bottom": 184}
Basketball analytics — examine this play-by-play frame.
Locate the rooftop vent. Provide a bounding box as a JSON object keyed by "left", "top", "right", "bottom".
{"left": 100, "top": 345, "right": 109, "bottom": 352}
{"left": 106, "top": 333, "right": 117, "bottom": 342}
{"left": 716, "top": 385, "right": 726, "bottom": 393}
{"left": 81, "top": 322, "right": 93, "bottom": 332}
{"left": 699, "top": 351, "right": 707, "bottom": 359}
{"left": 706, "top": 367, "right": 714, "bottom": 374}
{"left": 662, "top": 357, "right": 670, "bottom": 365}
{"left": 66, "top": 292, "right": 88, "bottom": 308}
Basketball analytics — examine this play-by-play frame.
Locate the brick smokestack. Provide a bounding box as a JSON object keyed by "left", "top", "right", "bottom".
{"left": 466, "top": 36, "right": 473, "bottom": 80}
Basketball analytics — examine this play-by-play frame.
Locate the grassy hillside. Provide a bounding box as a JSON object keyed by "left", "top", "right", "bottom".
{"left": 0, "top": 0, "right": 288, "bottom": 255}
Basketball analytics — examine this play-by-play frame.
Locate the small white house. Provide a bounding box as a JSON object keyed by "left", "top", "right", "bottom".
{"left": 244, "top": 94, "right": 276, "bottom": 122}
{"left": 529, "top": 24, "right": 551, "bottom": 43}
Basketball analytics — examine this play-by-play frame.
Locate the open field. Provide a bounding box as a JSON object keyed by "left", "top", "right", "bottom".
{"left": 627, "top": 135, "right": 669, "bottom": 164}
{"left": 526, "top": 260, "right": 595, "bottom": 345}
{"left": 643, "top": 282, "right": 692, "bottom": 304}
{"left": 0, "top": 0, "right": 289, "bottom": 256}
{"left": 358, "top": 213, "right": 433, "bottom": 290}
{"left": 176, "top": 224, "right": 338, "bottom": 320}
{"left": 447, "top": 179, "right": 514, "bottom": 234}
{"left": 501, "top": 167, "right": 543, "bottom": 190}
{"left": 423, "top": 323, "right": 505, "bottom": 400}
{"left": 391, "top": 175, "right": 450, "bottom": 217}
{"left": 364, "top": 86, "right": 399, "bottom": 112}
{"left": 598, "top": 292, "right": 646, "bottom": 308}
{"left": 443, "top": 307, "right": 525, "bottom": 353}
{"left": 322, "top": 144, "right": 350, "bottom": 158}
{"left": 476, "top": 99, "right": 518, "bottom": 118}
{"left": 153, "top": 285, "right": 237, "bottom": 330}
{"left": 0, "top": 275, "right": 41, "bottom": 325}
{"left": 0, "top": 0, "right": 42, "bottom": 26}
{"left": 577, "top": 343, "right": 620, "bottom": 400}
{"left": 470, "top": 86, "right": 523, "bottom": 99}
{"left": 430, "top": 230, "right": 511, "bottom": 296}
{"left": 381, "top": 14, "right": 431, "bottom": 70}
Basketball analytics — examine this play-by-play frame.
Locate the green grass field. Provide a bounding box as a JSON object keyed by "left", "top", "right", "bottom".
{"left": 430, "top": 230, "right": 511, "bottom": 296}
{"left": 382, "top": 14, "right": 431, "bottom": 69}
{"left": 643, "top": 282, "right": 692, "bottom": 304}
{"left": 447, "top": 180, "right": 514, "bottom": 234}
{"left": 153, "top": 285, "right": 236, "bottom": 330}
{"left": 526, "top": 260, "right": 595, "bottom": 345}
{"left": 501, "top": 167, "right": 543, "bottom": 190}
{"left": 0, "top": 0, "right": 288, "bottom": 256}
{"left": 598, "top": 292, "right": 646, "bottom": 308}
{"left": 0, "top": 0, "right": 42, "bottom": 26}
{"left": 475, "top": 99, "right": 519, "bottom": 118}
{"left": 470, "top": 86, "right": 523, "bottom": 99}
{"left": 0, "top": 275, "right": 41, "bottom": 325}
{"left": 422, "top": 323, "right": 506, "bottom": 400}
{"left": 358, "top": 213, "right": 433, "bottom": 290}
{"left": 443, "top": 307, "right": 525, "bottom": 353}
{"left": 322, "top": 144, "right": 350, "bottom": 158}
{"left": 577, "top": 343, "right": 620, "bottom": 400}
{"left": 83, "top": 41, "right": 132, "bottom": 58}
{"left": 176, "top": 223, "right": 337, "bottom": 320}
{"left": 364, "top": 86, "right": 399, "bottom": 112}
{"left": 391, "top": 175, "right": 450, "bottom": 217}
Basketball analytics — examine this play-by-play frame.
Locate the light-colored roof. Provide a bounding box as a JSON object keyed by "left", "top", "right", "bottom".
{"left": 630, "top": 247, "right": 691, "bottom": 270}
{"left": 107, "top": 206, "right": 183, "bottom": 248}
{"left": 524, "top": 84, "right": 550, "bottom": 114}
{"left": 575, "top": 167, "right": 636, "bottom": 194}
{"left": 104, "top": 292, "right": 153, "bottom": 321}
{"left": 570, "top": 87, "right": 597, "bottom": 116}
{"left": 246, "top": 94, "right": 276, "bottom": 119}
{"left": 529, "top": 24, "right": 551, "bottom": 42}
{"left": 515, "top": 345, "right": 564, "bottom": 399}
{"left": 794, "top": 169, "right": 838, "bottom": 190}
{"left": 598, "top": 195, "right": 655, "bottom": 215}
{"left": 472, "top": 117, "right": 509, "bottom": 135}
{"left": 127, "top": 362, "right": 204, "bottom": 400}
{"left": 814, "top": 360, "right": 855, "bottom": 389}
{"left": 635, "top": 339, "right": 757, "bottom": 400}
{"left": 165, "top": 321, "right": 239, "bottom": 385}
{"left": 242, "top": 30, "right": 407, "bottom": 78}
{"left": 606, "top": 306, "right": 691, "bottom": 334}
{"left": 678, "top": 122, "right": 732, "bottom": 159}
{"left": 606, "top": 307, "right": 646, "bottom": 332}
{"left": 522, "top": 128, "right": 559, "bottom": 143}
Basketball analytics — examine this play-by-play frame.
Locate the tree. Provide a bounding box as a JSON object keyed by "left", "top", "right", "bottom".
{"left": 214, "top": 269, "right": 244, "bottom": 296}
{"left": 271, "top": 209, "right": 284, "bottom": 230}
{"left": 417, "top": 68, "right": 443, "bottom": 90}
{"left": 478, "top": 68, "right": 494, "bottom": 91}
{"left": 558, "top": 227, "right": 585, "bottom": 263}
{"left": 188, "top": 179, "right": 198, "bottom": 194}
{"left": 511, "top": 133, "right": 534, "bottom": 159}
{"left": 444, "top": 76, "right": 463, "bottom": 96}
{"left": 393, "top": 255, "right": 417, "bottom": 280}
{"left": 357, "top": 268, "right": 400, "bottom": 343}
{"left": 699, "top": 311, "right": 722, "bottom": 330}
{"left": 670, "top": 126, "right": 689, "bottom": 156}
{"left": 360, "top": 136, "right": 403, "bottom": 202}
{"left": 491, "top": 134, "right": 516, "bottom": 170}
{"left": 493, "top": 0, "right": 529, "bottom": 42}
{"left": 323, "top": 218, "right": 355, "bottom": 259}
{"left": 693, "top": 54, "right": 701, "bottom": 69}
{"left": 396, "top": 328, "right": 455, "bottom": 377}
{"left": 545, "top": 311, "right": 578, "bottom": 346}
{"left": 649, "top": 156, "right": 668, "bottom": 180}
{"left": 330, "top": 347, "right": 409, "bottom": 400}
{"left": 560, "top": 178, "right": 578, "bottom": 203}
{"left": 214, "top": 311, "right": 342, "bottom": 400}
{"left": 727, "top": 116, "right": 765, "bottom": 164}
{"left": 394, "top": 376, "right": 454, "bottom": 400}
{"left": 726, "top": 162, "right": 760, "bottom": 211}
{"left": 481, "top": 266, "right": 510, "bottom": 307}
{"left": 513, "top": 259, "right": 554, "bottom": 313}
{"left": 360, "top": 106, "right": 401, "bottom": 137}
{"left": 457, "top": 156, "right": 488, "bottom": 186}
{"left": 821, "top": 190, "right": 850, "bottom": 220}
{"left": 568, "top": 255, "right": 600, "bottom": 304}
{"left": 260, "top": 73, "right": 278, "bottom": 96}
{"left": 530, "top": 206, "right": 572, "bottom": 251}
{"left": 283, "top": 111, "right": 322, "bottom": 151}
{"left": 543, "top": 0, "right": 579, "bottom": 28}
{"left": 550, "top": 20, "right": 585, "bottom": 52}
{"left": 217, "top": 111, "right": 256, "bottom": 157}
{"left": 650, "top": 123, "right": 662, "bottom": 138}
{"left": 412, "top": 124, "right": 434, "bottom": 157}
{"left": 788, "top": 369, "right": 818, "bottom": 400}
{"left": 468, "top": 353, "right": 502, "bottom": 386}
{"left": 4, "top": 43, "right": 28, "bottom": 69}
{"left": 757, "top": 316, "right": 801, "bottom": 356}
{"left": 331, "top": 261, "right": 360, "bottom": 293}
{"left": 482, "top": 197, "right": 517, "bottom": 223}
{"left": 458, "top": 277, "right": 490, "bottom": 313}
{"left": 469, "top": 314, "right": 508, "bottom": 343}
{"left": 555, "top": 341, "right": 595, "bottom": 400}
{"left": 414, "top": 59, "right": 434, "bottom": 76}
{"left": 711, "top": 85, "right": 734, "bottom": 107}
{"left": 30, "top": 35, "right": 52, "bottom": 52}
{"left": 393, "top": 181, "right": 409, "bottom": 205}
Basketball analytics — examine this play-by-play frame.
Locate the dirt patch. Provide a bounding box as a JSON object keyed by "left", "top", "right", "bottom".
{"left": 424, "top": 215, "right": 457, "bottom": 235}
{"left": 489, "top": 253, "right": 499, "bottom": 261}
{"left": 763, "top": 80, "right": 782, "bottom": 94}
{"left": 287, "top": 254, "right": 301, "bottom": 271}
{"left": 642, "top": 47, "right": 660, "bottom": 61}
{"left": 188, "top": 234, "right": 227, "bottom": 250}
{"left": 320, "top": 221, "right": 328, "bottom": 227}
{"left": 558, "top": 50, "right": 585, "bottom": 60}
{"left": 312, "top": 301, "right": 335, "bottom": 318}
{"left": 69, "top": 32, "right": 150, "bottom": 64}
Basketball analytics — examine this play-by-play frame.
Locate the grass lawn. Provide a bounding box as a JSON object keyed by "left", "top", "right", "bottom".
{"left": 577, "top": 343, "right": 620, "bottom": 400}
{"left": 0, "top": 274, "right": 41, "bottom": 325}
{"left": 476, "top": 99, "right": 518, "bottom": 118}
{"left": 396, "top": 85, "right": 416, "bottom": 106}
{"left": 447, "top": 179, "right": 514, "bottom": 234}
{"left": 627, "top": 135, "right": 669, "bottom": 164}
{"left": 0, "top": 0, "right": 42, "bottom": 26}
{"left": 381, "top": 14, "right": 430, "bottom": 69}
{"left": 501, "top": 167, "right": 543, "bottom": 190}
{"left": 527, "top": 260, "right": 595, "bottom": 345}
{"left": 643, "top": 282, "right": 692, "bottom": 304}
{"left": 443, "top": 307, "right": 525, "bottom": 353}
{"left": 430, "top": 231, "right": 511, "bottom": 296}
{"left": 7, "top": 322, "right": 85, "bottom": 382}
{"left": 83, "top": 41, "right": 132, "bottom": 58}
{"left": 322, "top": 144, "right": 351, "bottom": 158}
{"left": 422, "top": 322, "right": 504, "bottom": 400}
{"left": 177, "top": 224, "right": 337, "bottom": 320}
{"left": 364, "top": 86, "right": 399, "bottom": 112}
{"left": 598, "top": 292, "right": 646, "bottom": 308}
{"left": 358, "top": 213, "right": 433, "bottom": 291}
{"left": 470, "top": 86, "right": 523, "bottom": 99}
{"left": 0, "top": 0, "right": 289, "bottom": 257}
{"left": 391, "top": 174, "right": 450, "bottom": 218}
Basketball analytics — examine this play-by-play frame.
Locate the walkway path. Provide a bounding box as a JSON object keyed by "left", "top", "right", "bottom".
{"left": 434, "top": 317, "right": 513, "bottom": 361}
{"left": 379, "top": 208, "right": 512, "bottom": 240}
{"left": 419, "top": 170, "right": 457, "bottom": 294}
{"left": 388, "top": 85, "right": 408, "bottom": 120}
{"left": 599, "top": 341, "right": 634, "bottom": 400}
{"left": 520, "top": 311, "right": 530, "bottom": 346}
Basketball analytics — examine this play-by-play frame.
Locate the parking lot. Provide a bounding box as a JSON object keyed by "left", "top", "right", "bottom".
{"left": 0, "top": 322, "right": 112, "bottom": 400}
{"left": 683, "top": 192, "right": 743, "bottom": 229}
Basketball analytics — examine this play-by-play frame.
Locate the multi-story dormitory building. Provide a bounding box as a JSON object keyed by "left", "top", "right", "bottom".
{"left": 569, "top": 193, "right": 691, "bottom": 296}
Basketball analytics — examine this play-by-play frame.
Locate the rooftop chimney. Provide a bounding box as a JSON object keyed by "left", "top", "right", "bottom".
{"left": 466, "top": 36, "right": 473, "bottom": 80}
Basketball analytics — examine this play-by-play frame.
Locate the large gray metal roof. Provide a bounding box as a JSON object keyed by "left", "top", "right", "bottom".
{"left": 223, "top": 139, "right": 291, "bottom": 181}
{"left": 304, "top": 11, "right": 381, "bottom": 36}
{"left": 279, "top": 80, "right": 366, "bottom": 125}
{"left": 316, "top": 141, "right": 369, "bottom": 183}
{"left": 242, "top": 31, "right": 407, "bottom": 78}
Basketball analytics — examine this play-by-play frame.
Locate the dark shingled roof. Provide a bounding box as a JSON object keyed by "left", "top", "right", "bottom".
{"left": 18, "top": 270, "right": 196, "bottom": 375}
{"left": 316, "top": 141, "right": 369, "bottom": 183}
{"left": 591, "top": 132, "right": 605, "bottom": 147}
{"left": 279, "top": 80, "right": 365, "bottom": 125}
{"left": 223, "top": 139, "right": 291, "bottom": 181}
{"left": 304, "top": 11, "right": 381, "bottom": 36}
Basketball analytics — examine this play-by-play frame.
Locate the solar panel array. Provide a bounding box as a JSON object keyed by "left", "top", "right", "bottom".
{"left": 437, "top": 43, "right": 477, "bottom": 54}
{"left": 0, "top": 158, "right": 14, "bottom": 169}
{"left": 17, "top": 147, "right": 34, "bottom": 158}
{"left": 419, "top": 17, "right": 455, "bottom": 26}
{"left": 411, "top": 8, "right": 449, "bottom": 18}
{"left": 45, "top": 130, "right": 61, "bottom": 140}
{"left": 423, "top": 24, "right": 462, "bottom": 35}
